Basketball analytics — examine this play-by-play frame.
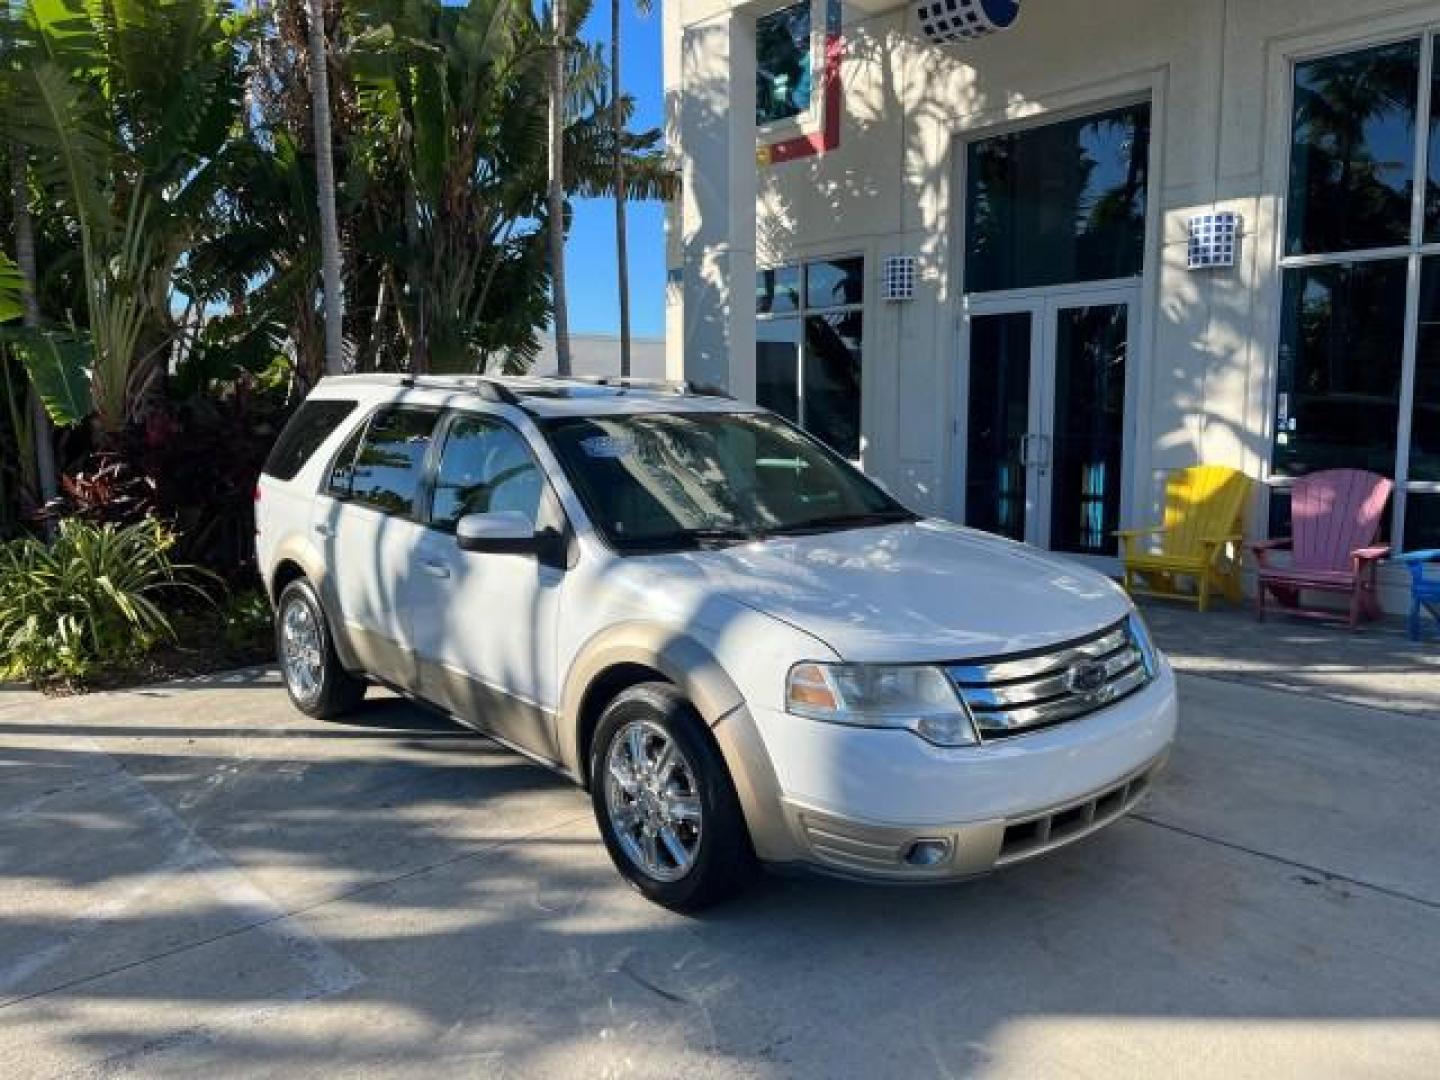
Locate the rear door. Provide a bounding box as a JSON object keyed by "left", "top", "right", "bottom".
{"left": 409, "top": 411, "right": 565, "bottom": 761}
{"left": 313, "top": 405, "right": 440, "bottom": 690}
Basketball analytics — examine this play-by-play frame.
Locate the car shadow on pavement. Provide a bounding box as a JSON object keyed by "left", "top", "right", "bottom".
{"left": 3, "top": 676, "right": 1440, "bottom": 1076}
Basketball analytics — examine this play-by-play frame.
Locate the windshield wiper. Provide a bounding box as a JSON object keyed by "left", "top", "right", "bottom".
{"left": 622, "top": 528, "right": 763, "bottom": 553}
{"left": 765, "top": 510, "right": 918, "bottom": 537}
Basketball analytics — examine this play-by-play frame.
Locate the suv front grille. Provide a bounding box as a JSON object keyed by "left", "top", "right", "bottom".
{"left": 947, "top": 619, "right": 1153, "bottom": 741}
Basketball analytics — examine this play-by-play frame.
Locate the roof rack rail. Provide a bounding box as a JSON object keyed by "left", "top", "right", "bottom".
{"left": 396, "top": 374, "right": 521, "bottom": 406}
{"left": 554, "top": 375, "right": 732, "bottom": 399}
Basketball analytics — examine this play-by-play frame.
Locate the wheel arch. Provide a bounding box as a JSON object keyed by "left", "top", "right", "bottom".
{"left": 559, "top": 623, "right": 746, "bottom": 787}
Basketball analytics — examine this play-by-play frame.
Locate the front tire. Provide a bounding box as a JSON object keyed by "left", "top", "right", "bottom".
{"left": 276, "top": 578, "right": 367, "bottom": 719}
{"left": 590, "top": 683, "right": 756, "bottom": 912}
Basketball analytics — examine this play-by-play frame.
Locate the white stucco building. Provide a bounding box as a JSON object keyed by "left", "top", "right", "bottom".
{"left": 664, "top": 0, "right": 1440, "bottom": 594}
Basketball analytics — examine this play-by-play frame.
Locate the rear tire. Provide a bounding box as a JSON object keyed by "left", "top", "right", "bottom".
{"left": 590, "top": 682, "right": 756, "bottom": 912}
{"left": 276, "top": 578, "right": 367, "bottom": 719}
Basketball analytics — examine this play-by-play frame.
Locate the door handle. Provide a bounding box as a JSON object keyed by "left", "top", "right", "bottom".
{"left": 421, "top": 561, "right": 451, "bottom": 580}
{"left": 314, "top": 523, "right": 333, "bottom": 537}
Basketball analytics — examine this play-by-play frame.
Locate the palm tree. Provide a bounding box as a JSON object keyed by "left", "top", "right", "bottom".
{"left": 306, "top": 0, "right": 346, "bottom": 376}
{"left": 548, "top": 0, "right": 571, "bottom": 375}
{"left": 609, "top": 0, "right": 650, "bottom": 376}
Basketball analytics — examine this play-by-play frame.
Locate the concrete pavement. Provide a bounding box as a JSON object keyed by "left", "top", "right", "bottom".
{"left": 1, "top": 662, "right": 1439, "bottom": 1078}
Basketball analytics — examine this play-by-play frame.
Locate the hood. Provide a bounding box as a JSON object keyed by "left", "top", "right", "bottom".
{"left": 663, "top": 519, "right": 1133, "bottom": 664}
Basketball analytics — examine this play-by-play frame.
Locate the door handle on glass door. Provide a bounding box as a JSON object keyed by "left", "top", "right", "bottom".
{"left": 421, "top": 561, "right": 451, "bottom": 579}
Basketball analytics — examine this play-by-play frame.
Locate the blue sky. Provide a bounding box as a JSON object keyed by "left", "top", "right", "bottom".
{"left": 566, "top": 3, "right": 666, "bottom": 339}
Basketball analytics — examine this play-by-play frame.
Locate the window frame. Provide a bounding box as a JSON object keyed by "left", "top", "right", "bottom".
{"left": 1274, "top": 30, "right": 1440, "bottom": 549}
{"left": 754, "top": 252, "right": 866, "bottom": 460}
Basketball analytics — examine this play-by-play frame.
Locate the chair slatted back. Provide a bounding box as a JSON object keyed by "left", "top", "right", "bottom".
{"left": 1289, "top": 469, "right": 1393, "bottom": 573}
{"left": 1159, "top": 466, "right": 1250, "bottom": 558}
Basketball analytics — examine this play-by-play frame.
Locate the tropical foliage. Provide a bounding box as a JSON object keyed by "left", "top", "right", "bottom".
{"left": 0, "top": 517, "right": 211, "bottom": 684}
{"left": 0, "top": 0, "right": 671, "bottom": 686}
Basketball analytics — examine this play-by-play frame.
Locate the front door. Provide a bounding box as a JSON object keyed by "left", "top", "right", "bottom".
{"left": 960, "top": 287, "right": 1136, "bottom": 558}
{"left": 409, "top": 411, "right": 565, "bottom": 762}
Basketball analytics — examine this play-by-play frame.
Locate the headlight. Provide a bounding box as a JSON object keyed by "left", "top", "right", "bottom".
{"left": 785, "top": 662, "right": 978, "bottom": 747}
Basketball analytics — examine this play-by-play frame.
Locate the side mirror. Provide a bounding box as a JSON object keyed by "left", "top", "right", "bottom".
{"left": 456, "top": 511, "right": 544, "bottom": 555}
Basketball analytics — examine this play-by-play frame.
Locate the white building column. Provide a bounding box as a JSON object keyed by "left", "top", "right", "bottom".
{"left": 678, "top": 9, "right": 757, "bottom": 399}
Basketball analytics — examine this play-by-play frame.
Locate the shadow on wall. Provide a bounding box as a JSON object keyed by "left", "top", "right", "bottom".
{"left": 737, "top": 13, "right": 1276, "bottom": 520}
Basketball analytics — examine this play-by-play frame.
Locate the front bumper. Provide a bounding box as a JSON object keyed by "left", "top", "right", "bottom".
{"left": 714, "top": 660, "right": 1178, "bottom": 882}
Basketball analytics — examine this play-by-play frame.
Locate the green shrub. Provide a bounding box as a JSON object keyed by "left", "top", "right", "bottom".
{"left": 0, "top": 517, "right": 211, "bottom": 685}
{"left": 219, "top": 587, "right": 274, "bottom": 654}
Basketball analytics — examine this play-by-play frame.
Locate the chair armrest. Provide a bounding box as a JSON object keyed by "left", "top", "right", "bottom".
{"left": 1352, "top": 544, "right": 1391, "bottom": 563}
{"left": 1396, "top": 548, "right": 1440, "bottom": 584}
{"left": 1395, "top": 549, "right": 1440, "bottom": 563}
{"left": 1250, "top": 538, "right": 1289, "bottom": 569}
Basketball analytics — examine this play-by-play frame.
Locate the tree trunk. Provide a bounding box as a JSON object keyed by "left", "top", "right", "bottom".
{"left": 548, "top": 0, "right": 572, "bottom": 376}
{"left": 611, "top": 0, "right": 631, "bottom": 377}
{"left": 307, "top": 0, "right": 346, "bottom": 377}
{"left": 10, "top": 144, "right": 58, "bottom": 509}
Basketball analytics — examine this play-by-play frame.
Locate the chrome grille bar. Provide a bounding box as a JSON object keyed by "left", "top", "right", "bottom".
{"left": 947, "top": 619, "right": 1154, "bottom": 740}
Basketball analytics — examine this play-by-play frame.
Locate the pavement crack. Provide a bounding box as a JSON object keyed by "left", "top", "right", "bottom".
{"left": 1131, "top": 813, "right": 1440, "bottom": 913}
{"left": 618, "top": 957, "right": 690, "bottom": 1006}
{"left": 0, "top": 812, "right": 593, "bottom": 1012}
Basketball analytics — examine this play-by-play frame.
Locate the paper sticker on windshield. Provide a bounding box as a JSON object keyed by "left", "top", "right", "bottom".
{"left": 580, "top": 435, "right": 635, "bottom": 459}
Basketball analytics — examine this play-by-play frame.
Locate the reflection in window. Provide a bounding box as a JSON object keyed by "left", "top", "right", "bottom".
{"left": 757, "top": 319, "right": 801, "bottom": 422}
{"left": 756, "top": 3, "right": 812, "bottom": 126}
{"left": 756, "top": 265, "right": 801, "bottom": 315}
{"left": 1050, "top": 305, "right": 1128, "bottom": 556}
{"left": 804, "top": 313, "right": 862, "bottom": 459}
{"left": 1289, "top": 41, "right": 1420, "bottom": 256}
{"left": 1413, "top": 258, "right": 1440, "bottom": 483}
{"left": 349, "top": 408, "right": 439, "bottom": 517}
{"left": 966, "top": 312, "right": 1032, "bottom": 543}
{"left": 755, "top": 256, "right": 863, "bottom": 459}
{"left": 965, "top": 103, "right": 1150, "bottom": 293}
{"left": 1273, "top": 260, "right": 1406, "bottom": 478}
{"left": 806, "top": 257, "right": 864, "bottom": 308}
{"left": 431, "top": 416, "right": 544, "bottom": 531}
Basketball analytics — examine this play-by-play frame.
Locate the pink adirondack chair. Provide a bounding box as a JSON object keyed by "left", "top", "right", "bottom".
{"left": 1252, "top": 469, "right": 1393, "bottom": 628}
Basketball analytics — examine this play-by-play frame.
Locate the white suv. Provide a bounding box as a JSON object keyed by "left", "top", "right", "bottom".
{"left": 256, "top": 375, "right": 1177, "bottom": 910}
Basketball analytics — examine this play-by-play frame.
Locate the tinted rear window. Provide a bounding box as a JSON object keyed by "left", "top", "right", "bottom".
{"left": 348, "top": 407, "right": 440, "bottom": 517}
{"left": 263, "top": 400, "right": 359, "bottom": 481}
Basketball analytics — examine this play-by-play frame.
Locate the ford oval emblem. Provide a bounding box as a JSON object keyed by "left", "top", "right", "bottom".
{"left": 1066, "top": 661, "right": 1110, "bottom": 697}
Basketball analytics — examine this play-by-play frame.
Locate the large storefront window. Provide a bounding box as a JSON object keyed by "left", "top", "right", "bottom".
{"left": 1277, "top": 36, "right": 1440, "bottom": 548}
{"left": 965, "top": 102, "right": 1151, "bottom": 293}
{"left": 755, "top": 256, "right": 863, "bottom": 458}
{"left": 756, "top": 3, "right": 812, "bottom": 126}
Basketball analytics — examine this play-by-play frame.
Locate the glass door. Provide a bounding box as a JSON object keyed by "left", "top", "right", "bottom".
{"left": 960, "top": 289, "right": 1136, "bottom": 558}
{"left": 964, "top": 309, "right": 1041, "bottom": 542}
{"left": 1046, "top": 297, "right": 1131, "bottom": 556}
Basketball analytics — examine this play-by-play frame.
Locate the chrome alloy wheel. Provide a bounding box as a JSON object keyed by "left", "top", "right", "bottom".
{"left": 280, "top": 596, "right": 324, "bottom": 703}
{"left": 603, "top": 720, "right": 704, "bottom": 882}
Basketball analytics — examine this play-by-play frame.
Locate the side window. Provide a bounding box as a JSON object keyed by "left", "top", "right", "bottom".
{"left": 347, "top": 407, "right": 439, "bottom": 517}
{"left": 264, "top": 399, "right": 358, "bottom": 480}
{"left": 430, "top": 415, "right": 545, "bottom": 532}
{"left": 325, "top": 423, "right": 366, "bottom": 499}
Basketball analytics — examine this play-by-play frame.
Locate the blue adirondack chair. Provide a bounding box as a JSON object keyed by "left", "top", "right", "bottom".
{"left": 1397, "top": 550, "right": 1440, "bottom": 641}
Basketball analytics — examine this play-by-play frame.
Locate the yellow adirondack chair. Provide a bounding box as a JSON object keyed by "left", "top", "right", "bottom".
{"left": 1116, "top": 465, "right": 1251, "bottom": 612}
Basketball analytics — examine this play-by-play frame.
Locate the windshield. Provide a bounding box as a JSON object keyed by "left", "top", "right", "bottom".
{"left": 542, "top": 411, "right": 916, "bottom": 553}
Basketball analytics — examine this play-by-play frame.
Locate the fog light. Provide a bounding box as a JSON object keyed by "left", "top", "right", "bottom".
{"left": 902, "top": 839, "right": 952, "bottom": 867}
